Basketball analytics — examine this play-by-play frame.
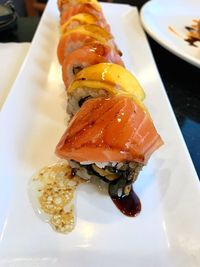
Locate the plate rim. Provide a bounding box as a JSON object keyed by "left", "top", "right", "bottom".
{"left": 140, "top": 0, "right": 200, "bottom": 68}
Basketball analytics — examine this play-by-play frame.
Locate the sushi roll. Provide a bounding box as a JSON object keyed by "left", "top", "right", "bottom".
{"left": 55, "top": 95, "right": 163, "bottom": 201}
{"left": 62, "top": 42, "right": 124, "bottom": 88}
{"left": 55, "top": 0, "right": 164, "bottom": 216}
{"left": 58, "top": 0, "right": 108, "bottom": 30}
{"left": 57, "top": 24, "right": 115, "bottom": 64}
{"left": 61, "top": 13, "right": 100, "bottom": 34}
{"left": 66, "top": 63, "right": 145, "bottom": 115}
{"left": 58, "top": 0, "right": 101, "bottom": 14}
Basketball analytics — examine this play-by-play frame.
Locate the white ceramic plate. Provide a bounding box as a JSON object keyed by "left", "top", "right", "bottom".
{"left": 0, "top": 1, "right": 200, "bottom": 266}
{"left": 140, "top": 0, "right": 200, "bottom": 68}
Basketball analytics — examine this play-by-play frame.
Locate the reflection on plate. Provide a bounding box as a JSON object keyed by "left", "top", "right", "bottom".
{"left": 140, "top": 0, "right": 200, "bottom": 68}
{"left": 0, "top": 0, "right": 200, "bottom": 266}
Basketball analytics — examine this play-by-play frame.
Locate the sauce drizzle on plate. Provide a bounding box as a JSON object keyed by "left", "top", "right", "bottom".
{"left": 111, "top": 187, "right": 141, "bottom": 217}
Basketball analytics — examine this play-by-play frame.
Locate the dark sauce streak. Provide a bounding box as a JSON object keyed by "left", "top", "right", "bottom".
{"left": 82, "top": 163, "right": 142, "bottom": 217}
{"left": 185, "top": 25, "right": 200, "bottom": 47}
{"left": 185, "top": 26, "right": 193, "bottom": 31}
{"left": 184, "top": 37, "right": 199, "bottom": 47}
{"left": 110, "top": 187, "right": 141, "bottom": 217}
{"left": 169, "top": 25, "right": 200, "bottom": 47}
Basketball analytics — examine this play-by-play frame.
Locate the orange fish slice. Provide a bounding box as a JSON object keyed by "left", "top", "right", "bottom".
{"left": 55, "top": 95, "right": 163, "bottom": 163}
{"left": 62, "top": 42, "right": 124, "bottom": 88}
{"left": 57, "top": 25, "right": 113, "bottom": 64}
{"left": 60, "top": 3, "right": 107, "bottom": 27}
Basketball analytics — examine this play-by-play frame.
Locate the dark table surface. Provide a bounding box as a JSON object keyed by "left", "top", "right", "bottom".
{"left": 0, "top": 1, "right": 199, "bottom": 178}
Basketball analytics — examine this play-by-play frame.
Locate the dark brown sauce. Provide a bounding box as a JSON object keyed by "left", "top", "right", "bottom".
{"left": 168, "top": 25, "right": 200, "bottom": 47}
{"left": 185, "top": 24, "right": 200, "bottom": 47}
{"left": 185, "top": 37, "right": 200, "bottom": 47}
{"left": 111, "top": 187, "right": 141, "bottom": 217}
{"left": 185, "top": 26, "right": 193, "bottom": 31}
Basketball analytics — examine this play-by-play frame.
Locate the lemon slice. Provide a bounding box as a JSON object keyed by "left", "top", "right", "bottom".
{"left": 74, "top": 63, "right": 145, "bottom": 101}
{"left": 68, "top": 80, "right": 148, "bottom": 113}
{"left": 61, "top": 13, "right": 97, "bottom": 34}
{"left": 62, "top": 24, "right": 112, "bottom": 43}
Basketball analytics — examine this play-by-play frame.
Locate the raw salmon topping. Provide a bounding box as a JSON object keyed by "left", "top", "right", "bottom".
{"left": 56, "top": 95, "right": 163, "bottom": 163}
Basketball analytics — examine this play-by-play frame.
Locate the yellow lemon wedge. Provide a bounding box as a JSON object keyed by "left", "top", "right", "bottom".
{"left": 62, "top": 24, "right": 113, "bottom": 43}
{"left": 68, "top": 79, "right": 148, "bottom": 113}
{"left": 74, "top": 63, "right": 145, "bottom": 101}
{"left": 68, "top": 80, "right": 119, "bottom": 95}
{"left": 61, "top": 13, "right": 97, "bottom": 34}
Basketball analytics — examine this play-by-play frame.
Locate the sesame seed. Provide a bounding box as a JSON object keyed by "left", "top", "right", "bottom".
{"left": 32, "top": 162, "right": 85, "bottom": 233}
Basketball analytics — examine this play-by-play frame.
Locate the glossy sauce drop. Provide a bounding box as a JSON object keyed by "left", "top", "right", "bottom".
{"left": 111, "top": 187, "right": 141, "bottom": 217}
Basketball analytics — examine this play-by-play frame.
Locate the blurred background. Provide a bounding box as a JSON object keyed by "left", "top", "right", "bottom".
{"left": 0, "top": 0, "right": 147, "bottom": 16}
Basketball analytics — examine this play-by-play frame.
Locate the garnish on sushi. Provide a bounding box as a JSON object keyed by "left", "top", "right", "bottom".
{"left": 67, "top": 63, "right": 145, "bottom": 115}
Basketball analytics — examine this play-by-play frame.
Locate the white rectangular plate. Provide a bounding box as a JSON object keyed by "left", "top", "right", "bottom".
{"left": 0, "top": 1, "right": 199, "bottom": 267}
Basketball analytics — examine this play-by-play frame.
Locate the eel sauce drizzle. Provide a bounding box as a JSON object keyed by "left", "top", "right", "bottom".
{"left": 168, "top": 23, "right": 200, "bottom": 47}
{"left": 30, "top": 163, "right": 141, "bottom": 234}
{"left": 185, "top": 26, "right": 200, "bottom": 47}
{"left": 110, "top": 187, "right": 141, "bottom": 217}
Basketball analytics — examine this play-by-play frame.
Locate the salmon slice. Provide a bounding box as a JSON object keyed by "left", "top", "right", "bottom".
{"left": 60, "top": 3, "right": 109, "bottom": 31}
{"left": 62, "top": 42, "right": 124, "bottom": 88}
{"left": 57, "top": 32, "right": 95, "bottom": 64}
{"left": 55, "top": 95, "right": 163, "bottom": 163}
{"left": 57, "top": 25, "right": 114, "bottom": 64}
{"left": 58, "top": 0, "right": 101, "bottom": 13}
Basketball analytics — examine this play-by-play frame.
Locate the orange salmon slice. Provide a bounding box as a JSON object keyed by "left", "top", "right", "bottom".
{"left": 55, "top": 95, "right": 163, "bottom": 163}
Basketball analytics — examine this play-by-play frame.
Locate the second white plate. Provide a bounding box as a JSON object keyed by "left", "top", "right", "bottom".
{"left": 140, "top": 0, "right": 200, "bottom": 68}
